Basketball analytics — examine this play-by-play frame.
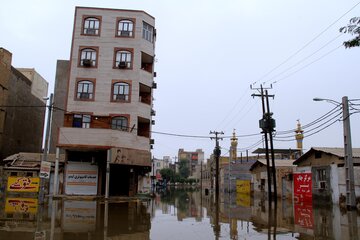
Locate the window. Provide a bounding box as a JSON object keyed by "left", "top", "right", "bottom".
{"left": 142, "top": 21, "right": 154, "bottom": 42}
{"left": 76, "top": 80, "right": 94, "bottom": 100}
{"left": 80, "top": 48, "right": 97, "bottom": 67}
{"left": 115, "top": 50, "right": 132, "bottom": 69}
{"left": 113, "top": 82, "right": 130, "bottom": 101}
{"left": 83, "top": 17, "right": 100, "bottom": 35}
{"left": 73, "top": 114, "right": 91, "bottom": 128}
{"left": 111, "top": 116, "right": 128, "bottom": 131}
{"left": 118, "top": 19, "right": 134, "bottom": 37}
{"left": 317, "top": 169, "right": 327, "bottom": 189}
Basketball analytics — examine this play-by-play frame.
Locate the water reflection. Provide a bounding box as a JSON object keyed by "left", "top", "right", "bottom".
{"left": 0, "top": 189, "right": 359, "bottom": 239}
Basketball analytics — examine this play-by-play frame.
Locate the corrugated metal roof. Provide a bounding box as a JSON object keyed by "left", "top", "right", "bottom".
{"left": 3, "top": 152, "right": 65, "bottom": 162}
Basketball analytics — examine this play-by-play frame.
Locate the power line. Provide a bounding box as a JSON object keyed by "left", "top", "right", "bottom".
{"left": 264, "top": 34, "right": 343, "bottom": 85}
{"left": 252, "top": 1, "right": 360, "bottom": 86}
{"left": 272, "top": 44, "right": 343, "bottom": 85}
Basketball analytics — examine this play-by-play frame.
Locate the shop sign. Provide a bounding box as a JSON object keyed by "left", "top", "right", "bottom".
{"left": 5, "top": 197, "right": 38, "bottom": 214}
{"left": 7, "top": 177, "right": 40, "bottom": 192}
{"left": 65, "top": 162, "right": 98, "bottom": 195}
{"left": 293, "top": 172, "right": 312, "bottom": 203}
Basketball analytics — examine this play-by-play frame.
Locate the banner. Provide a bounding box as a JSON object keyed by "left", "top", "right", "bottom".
{"left": 5, "top": 197, "right": 38, "bottom": 214}
{"left": 7, "top": 177, "right": 40, "bottom": 192}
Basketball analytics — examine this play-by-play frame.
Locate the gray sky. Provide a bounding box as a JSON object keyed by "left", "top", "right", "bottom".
{"left": 1, "top": 0, "right": 359, "bottom": 160}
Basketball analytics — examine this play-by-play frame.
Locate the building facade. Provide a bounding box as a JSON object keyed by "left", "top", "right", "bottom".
{"left": 0, "top": 48, "right": 48, "bottom": 161}
{"left": 293, "top": 147, "right": 360, "bottom": 205}
{"left": 55, "top": 7, "right": 156, "bottom": 196}
{"left": 178, "top": 149, "right": 204, "bottom": 177}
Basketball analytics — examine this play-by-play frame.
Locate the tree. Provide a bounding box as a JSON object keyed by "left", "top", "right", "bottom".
{"left": 178, "top": 159, "right": 190, "bottom": 179}
{"left": 159, "top": 168, "right": 175, "bottom": 182}
{"left": 340, "top": 17, "right": 360, "bottom": 48}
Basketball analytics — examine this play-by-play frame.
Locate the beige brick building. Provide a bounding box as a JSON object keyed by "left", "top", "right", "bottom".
{"left": 55, "top": 7, "right": 156, "bottom": 196}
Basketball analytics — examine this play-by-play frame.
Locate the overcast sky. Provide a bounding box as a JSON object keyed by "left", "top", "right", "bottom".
{"left": 1, "top": 0, "right": 359, "bottom": 160}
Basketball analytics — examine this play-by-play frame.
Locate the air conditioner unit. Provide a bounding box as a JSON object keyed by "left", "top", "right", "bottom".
{"left": 86, "top": 28, "right": 96, "bottom": 35}
{"left": 82, "top": 59, "right": 92, "bottom": 67}
{"left": 150, "top": 139, "right": 155, "bottom": 144}
{"left": 79, "top": 93, "right": 90, "bottom": 99}
{"left": 120, "top": 30, "right": 131, "bottom": 37}
{"left": 151, "top": 120, "right": 155, "bottom": 125}
{"left": 152, "top": 82, "right": 157, "bottom": 89}
{"left": 118, "top": 61, "right": 127, "bottom": 68}
{"left": 115, "top": 94, "right": 126, "bottom": 100}
{"left": 151, "top": 109, "right": 156, "bottom": 116}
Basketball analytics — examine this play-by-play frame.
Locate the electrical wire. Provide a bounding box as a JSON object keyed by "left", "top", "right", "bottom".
{"left": 275, "top": 105, "right": 341, "bottom": 135}
{"left": 252, "top": 1, "right": 360, "bottom": 86}
{"left": 263, "top": 34, "right": 343, "bottom": 85}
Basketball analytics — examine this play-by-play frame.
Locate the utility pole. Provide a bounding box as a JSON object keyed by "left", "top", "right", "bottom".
{"left": 251, "top": 85, "right": 276, "bottom": 204}
{"left": 342, "top": 96, "right": 356, "bottom": 209}
{"left": 265, "top": 90, "right": 277, "bottom": 201}
{"left": 210, "top": 131, "right": 224, "bottom": 198}
{"left": 210, "top": 131, "right": 223, "bottom": 240}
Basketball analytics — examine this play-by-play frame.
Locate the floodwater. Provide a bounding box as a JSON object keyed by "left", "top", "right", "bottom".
{"left": 1, "top": 188, "right": 359, "bottom": 240}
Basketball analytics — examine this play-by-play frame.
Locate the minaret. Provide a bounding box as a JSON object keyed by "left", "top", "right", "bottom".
{"left": 230, "top": 129, "right": 238, "bottom": 161}
{"left": 295, "top": 120, "right": 304, "bottom": 154}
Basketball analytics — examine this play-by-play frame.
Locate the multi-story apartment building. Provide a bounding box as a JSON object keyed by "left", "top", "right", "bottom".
{"left": 0, "top": 48, "right": 48, "bottom": 161}
{"left": 55, "top": 7, "right": 156, "bottom": 196}
{"left": 178, "top": 149, "right": 204, "bottom": 177}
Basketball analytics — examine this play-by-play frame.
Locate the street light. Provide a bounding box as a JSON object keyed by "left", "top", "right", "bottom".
{"left": 39, "top": 93, "right": 54, "bottom": 204}
{"left": 313, "top": 96, "right": 356, "bottom": 209}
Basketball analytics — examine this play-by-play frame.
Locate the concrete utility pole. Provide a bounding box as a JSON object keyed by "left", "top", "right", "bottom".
{"left": 342, "top": 96, "right": 356, "bottom": 209}
{"left": 210, "top": 131, "right": 224, "bottom": 198}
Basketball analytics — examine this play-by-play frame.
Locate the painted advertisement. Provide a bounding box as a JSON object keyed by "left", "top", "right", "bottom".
{"left": 236, "top": 180, "right": 251, "bottom": 194}
{"left": 65, "top": 162, "right": 98, "bottom": 195}
{"left": 293, "top": 172, "right": 312, "bottom": 203}
{"left": 5, "top": 197, "right": 38, "bottom": 214}
{"left": 7, "top": 177, "right": 40, "bottom": 192}
{"left": 111, "top": 147, "right": 151, "bottom": 166}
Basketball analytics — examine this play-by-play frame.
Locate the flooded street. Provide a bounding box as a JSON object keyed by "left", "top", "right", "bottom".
{"left": 1, "top": 188, "right": 359, "bottom": 239}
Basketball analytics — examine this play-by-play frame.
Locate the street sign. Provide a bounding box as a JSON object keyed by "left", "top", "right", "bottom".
{"left": 39, "top": 161, "right": 51, "bottom": 179}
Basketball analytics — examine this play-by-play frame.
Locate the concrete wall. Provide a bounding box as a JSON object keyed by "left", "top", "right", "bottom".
{"left": 17, "top": 68, "right": 48, "bottom": 102}
{"left": 50, "top": 60, "right": 69, "bottom": 153}
{"left": 0, "top": 48, "right": 47, "bottom": 160}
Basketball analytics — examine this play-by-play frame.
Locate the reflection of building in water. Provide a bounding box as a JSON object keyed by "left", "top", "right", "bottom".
{"left": 59, "top": 200, "right": 151, "bottom": 240}
{"left": 152, "top": 190, "right": 204, "bottom": 222}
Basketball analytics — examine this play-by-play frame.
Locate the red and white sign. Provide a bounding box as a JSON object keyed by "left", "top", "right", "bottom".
{"left": 293, "top": 172, "right": 312, "bottom": 203}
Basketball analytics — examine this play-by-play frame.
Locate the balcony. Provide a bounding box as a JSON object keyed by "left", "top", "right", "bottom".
{"left": 58, "top": 127, "right": 150, "bottom": 151}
